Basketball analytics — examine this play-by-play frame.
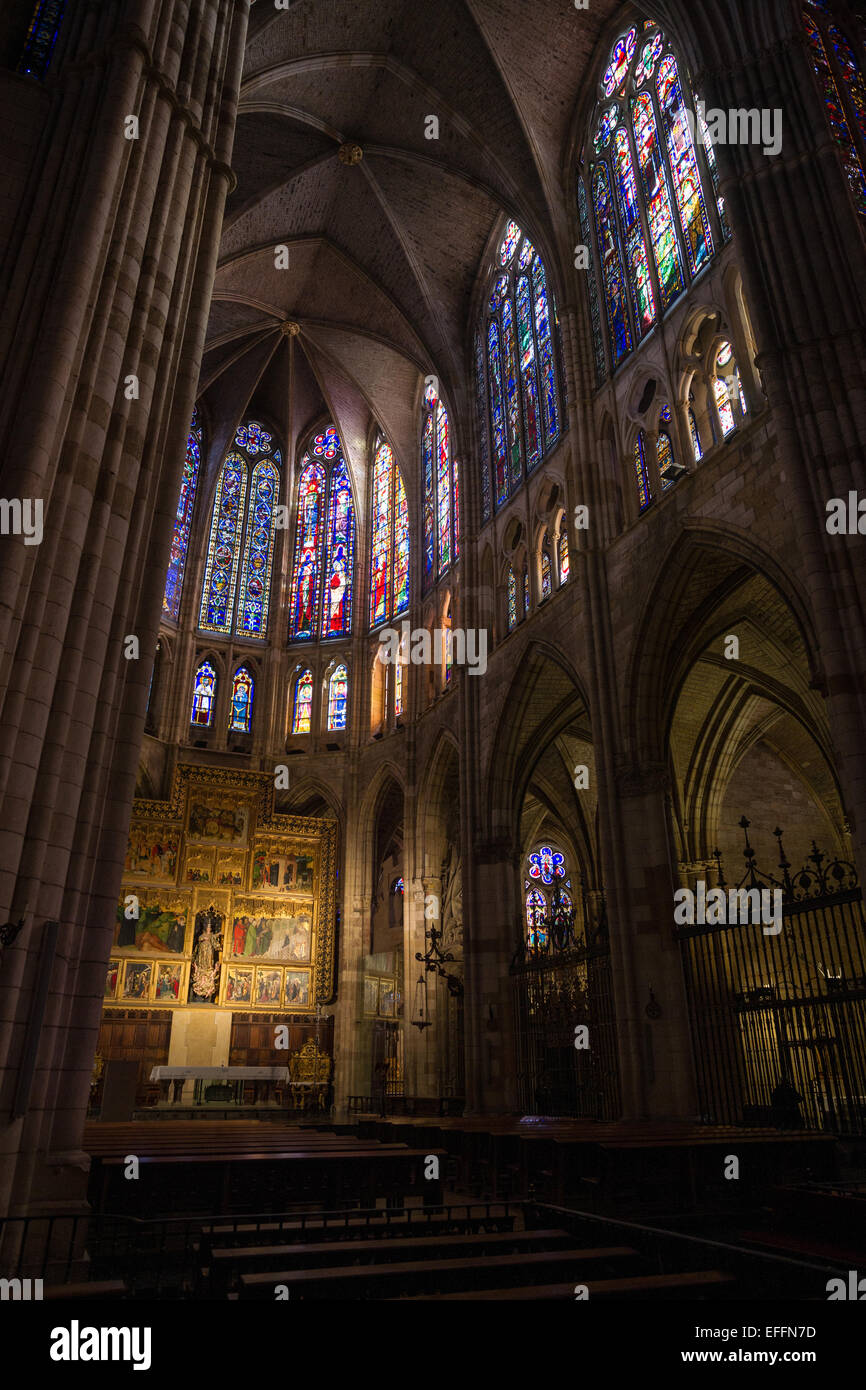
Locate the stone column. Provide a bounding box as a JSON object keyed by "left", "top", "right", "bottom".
{"left": 0, "top": 0, "right": 249, "bottom": 1218}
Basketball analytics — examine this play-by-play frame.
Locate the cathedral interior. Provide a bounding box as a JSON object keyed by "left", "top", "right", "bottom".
{"left": 1, "top": 0, "right": 866, "bottom": 1318}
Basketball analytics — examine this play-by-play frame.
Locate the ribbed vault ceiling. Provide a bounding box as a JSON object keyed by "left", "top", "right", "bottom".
{"left": 203, "top": 0, "right": 624, "bottom": 490}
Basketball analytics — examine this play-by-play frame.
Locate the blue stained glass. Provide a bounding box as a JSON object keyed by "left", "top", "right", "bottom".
{"left": 327, "top": 664, "right": 348, "bottom": 731}
{"left": 237, "top": 461, "right": 279, "bottom": 637}
{"left": 518, "top": 237, "right": 536, "bottom": 269}
{"left": 507, "top": 568, "right": 518, "bottom": 630}
{"left": 163, "top": 411, "right": 203, "bottom": 622}
{"left": 235, "top": 421, "right": 273, "bottom": 454}
{"left": 516, "top": 275, "right": 541, "bottom": 468}
{"left": 634, "top": 433, "right": 652, "bottom": 511}
{"left": 199, "top": 456, "right": 245, "bottom": 633}
{"left": 531, "top": 257, "right": 559, "bottom": 446}
{"left": 489, "top": 273, "right": 509, "bottom": 311}
{"left": 592, "top": 162, "right": 633, "bottom": 363}
{"left": 499, "top": 220, "right": 521, "bottom": 264}
{"left": 229, "top": 668, "right": 254, "bottom": 733}
{"left": 487, "top": 320, "right": 510, "bottom": 505}
{"left": 191, "top": 661, "right": 217, "bottom": 727}
{"left": 18, "top": 0, "right": 66, "bottom": 79}
{"left": 632, "top": 91, "right": 685, "bottom": 306}
{"left": 475, "top": 329, "right": 492, "bottom": 522}
{"left": 578, "top": 177, "right": 607, "bottom": 385}
{"left": 500, "top": 297, "right": 523, "bottom": 487}
{"left": 528, "top": 846, "right": 565, "bottom": 885}
{"left": 603, "top": 29, "right": 637, "bottom": 97}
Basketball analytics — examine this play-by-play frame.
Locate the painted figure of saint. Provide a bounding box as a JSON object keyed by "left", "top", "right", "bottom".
{"left": 327, "top": 548, "right": 347, "bottom": 633}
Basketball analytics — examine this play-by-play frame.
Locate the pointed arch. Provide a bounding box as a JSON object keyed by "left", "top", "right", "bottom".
{"left": 292, "top": 668, "right": 314, "bottom": 735}
{"left": 191, "top": 659, "right": 217, "bottom": 727}
{"left": 229, "top": 666, "right": 254, "bottom": 733}
{"left": 326, "top": 663, "right": 349, "bottom": 731}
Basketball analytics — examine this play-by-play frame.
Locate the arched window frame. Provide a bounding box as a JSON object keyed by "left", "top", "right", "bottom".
{"left": 369, "top": 435, "right": 410, "bottom": 628}
{"left": 199, "top": 419, "right": 282, "bottom": 639}
{"left": 288, "top": 425, "right": 356, "bottom": 642}
{"left": 325, "top": 662, "right": 349, "bottom": 732}
{"left": 163, "top": 407, "right": 204, "bottom": 623}
{"left": 477, "top": 220, "right": 563, "bottom": 514}
{"left": 291, "top": 667, "right": 314, "bottom": 736}
{"left": 191, "top": 659, "right": 218, "bottom": 728}
{"left": 507, "top": 566, "right": 519, "bottom": 632}
{"left": 557, "top": 516, "right": 570, "bottom": 585}
{"left": 229, "top": 666, "right": 255, "bottom": 734}
{"left": 585, "top": 18, "right": 727, "bottom": 378}
{"left": 803, "top": 1, "right": 866, "bottom": 233}
{"left": 633, "top": 431, "right": 653, "bottom": 512}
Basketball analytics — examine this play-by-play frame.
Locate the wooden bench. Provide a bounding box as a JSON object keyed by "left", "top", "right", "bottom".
{"left": 208, "top": 1227, "right": 573, "bottom": 1293}
{"left": 396, "top": 1270, "right": 736, "bottom": 1300}
{"left": 239, "top": 1245, "right": 638, "bottom": 1299}
{"left": 43, "top": 1281, "right": 128, "bottom": 1300}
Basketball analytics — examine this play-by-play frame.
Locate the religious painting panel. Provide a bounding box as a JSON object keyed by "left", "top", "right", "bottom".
{"left": 224, "top": 966, "right": 254, "bottom": 1005}
{"left": 185, "top": 789, "right": 252, "bottom": 846}
{"left": 364, "top": 976, "right": 379, "bottom": 1015}
{"left": 284, "top": 969, "right": 311, "bottom": 1008}
{"left": 121, "top": 961, "right": 154, "bottom": 1001}
{"left": 215, "top": 849, "right": 246, "bottom": 888}
{"left": 154, "top": 961, "right": 184, "bottom": 1002}
{"left": 113, "top": 891, "right": 191, "bottom": 955}
{"left": 254, "top": 967, "right": 283, "bottom": 1006}
{"left": 104, "top": 961, "right": 119, "bottom": 999}
{"left": 250, "top": 839, "right": 316, "bottom": 896}
{"left": 183, "top": 846, "right": 215, "bottom": 884}
{"left": 123, "top": 822, "right": 180, "bottom": 883}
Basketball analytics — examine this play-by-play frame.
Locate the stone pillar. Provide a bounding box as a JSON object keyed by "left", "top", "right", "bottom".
{"left": 461, "top": 840, "right": 521, "bottom": 1114}
{"left": 0, "top": 0, "right": 249, "bottom": 1218}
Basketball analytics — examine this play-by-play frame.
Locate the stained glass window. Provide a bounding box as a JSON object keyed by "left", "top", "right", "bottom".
{"left": 587, "top": 23, "right": 721, "bottom": 371}
{"left": 199, "top": 455, "right": 246, "bottom": 634}
{"left": 475, "top": 329, "right": 492, "bottom": 522}
{"left": 327, "top": 664, "right": 348, "bottom": 731}
{"left": 289, "top": 462, "right": 326, "bottom": 640}
{"left": 632, "top": 92, "right": 685, "bottom": 306}
{"left": 199, "top": 420, "right": 282, "bottom": 638}
{"left": 714, "top": 342, "right": 743, "bottom": 435}
{"left": 480, "top": 222, "right": 561, "bottom": 509}
{"left": 292, "top": 669, "right": 313, "bottom": 735}
{"left": 657, "top": 429, "right": 676, "bottom": 491}
{"left": 523, "top": 565, "right": 530, "bottom": 617}
{"left": 191, "top": 661, "right": 217, "bottom": 727}
{"left": 370, "top": 437, "right": 409, "bottom": 626}
{"left": 18, "top": 0, "right": 66, "bottom": 79}
{"left": 713, "top": 376, "right": 735, "bottom": 436}
{"left": 657, "top": 55, "right": 713, "bottom": 275}
{"left": 804, "top": 10, "right": 866, "bottom": 227}
{"left": 237, "top": 460, "right": 279, "bottom": 637}
{"left": 163, "top": 408, "right": 203, "bottom": 622}
{"left": 578, "top": 177, "right": 607, "bottom": 384}
{"left": 289, "top": 427, "right": 356, "bottom": 641}
{"left": 507, "top": 568, "right": 518, "bottom": 631}
{"left": 395, "top": 652, "right": 404, "bottom": 718}
{"left": 592, "top": 163, "right": 633, "bottom": 364}
{"left": 558, "top": 526, "right": 570, "bottom": 584}
{"left": 634, "top": 432, "right": 652, "bottom": 511}
{"left": 528, "top": 846, "right": 565, "bottom": 885}
{"left": 229, "top": 667, "right": 254, "bottom": 733}
{"left": 525, "top": 889, "right": 548, "bottom": 948}
{"left": 697, "top": 96, "right": 731, "bottom": 239}
{"left": 436, "top": 403, "right": 452, "bottom": 573}
{"left": 689, "top": 404, "right": 703, "bottom": 461}
{"left": 322, "top": 457, "right": 355, "bottom": 638}
{"left": 422, "top": 412, "right": 435, "bottom": 582}
{"left": 540, "top": 541, "right": 552, "bottom": 600}
{"left": 614, "top": 127, "right": 657, "bottom": 335}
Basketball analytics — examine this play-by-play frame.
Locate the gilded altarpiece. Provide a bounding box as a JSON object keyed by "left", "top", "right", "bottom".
{"left": 107, "top": 766, "right": 337, "bottom": 1012}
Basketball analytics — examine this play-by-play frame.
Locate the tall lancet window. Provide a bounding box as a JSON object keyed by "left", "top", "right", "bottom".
{"left": 199, "top": 420, "right": 282, "bottom": 638}
{"left": 803, "top": 2, "right": 866, "bottom": 229}
{"left": 191, "top": 661, "right": 217, "bottom": 727}
{"left": 422, "top": 384, "right": 457, "bottom": 588}
{"left": 229, "top": 667, "right": 254, "bottom": 733}
{"left": 587, "top": 18, "right": 722, "bottom": 375}
{"left": 477, "top": 220, "right": 562, "bottom": 513}
{"left": 327, "top": 664, "right": 349, "bottom": 731}
{"left": 369, "top": 437, "right": 409, "bottom": 627}
{"left": 292, "top": 669, "right": 314, "bottom": 735}
{"left": 288, "top": 426, "right": 356, "bottom": 641}
{"left": 163, "top": 407, "right": 203, "bottom": 622}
